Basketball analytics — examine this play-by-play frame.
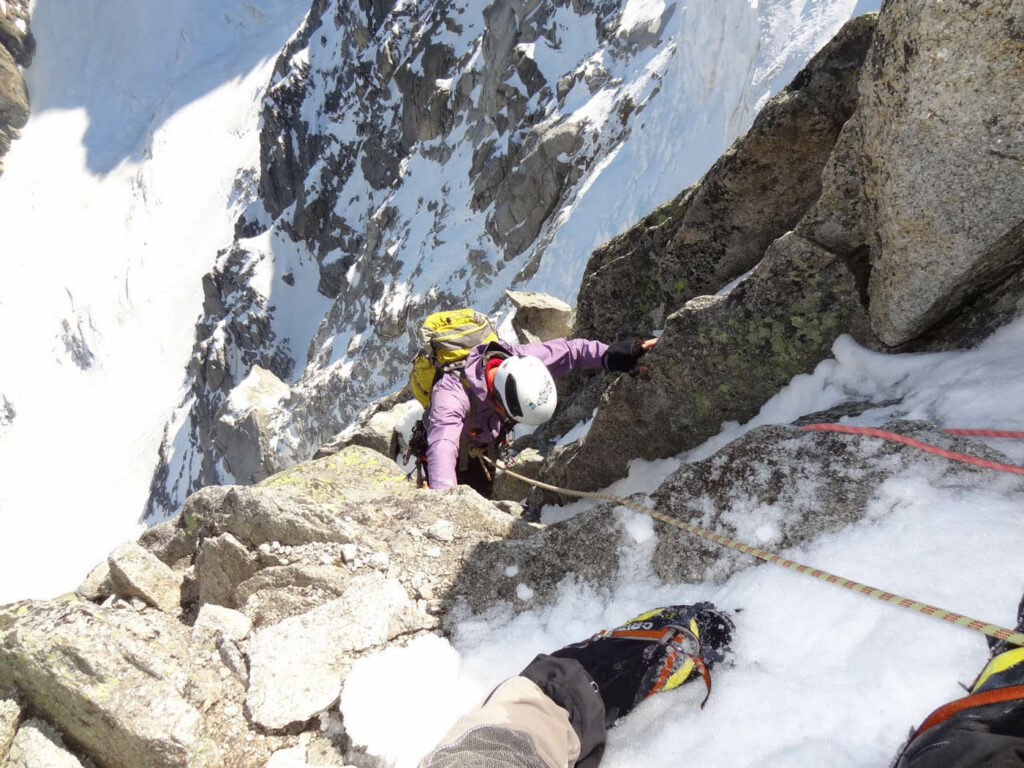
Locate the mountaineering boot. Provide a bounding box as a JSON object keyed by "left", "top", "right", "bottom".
{"left": 985, "top": 592, "right": 1024, "bottom": 660}
{"left": 549, "top": 602, "right": 734, "bottom": 725}
{"left": 893, "top": 594, "right": 1024, "bottom": 767}
{"left": 975, "top": 592, "right": 1024, "bottom": 694}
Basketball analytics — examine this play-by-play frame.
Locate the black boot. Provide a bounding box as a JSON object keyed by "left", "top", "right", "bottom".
{"left": 550, "top": 603, "right": 734, "bottom": 725}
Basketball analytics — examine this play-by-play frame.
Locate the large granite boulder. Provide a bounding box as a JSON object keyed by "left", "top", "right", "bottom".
{"left": 107, "top": 542, "right": 185, "bottom": 613}
{"left": 574, "top": 14, "right": 877, "bottom": 343}
{"left": 800, "top": 0, "right": 1024, "bottom": 346}
{"left": 507, "top": 290, "right": 574, "bottom": 343}
{"left": 245, "top": 573, "right": 418, "bottom": 731}
{"left": 213, "top": 365, "right": 291, "bottom": 486}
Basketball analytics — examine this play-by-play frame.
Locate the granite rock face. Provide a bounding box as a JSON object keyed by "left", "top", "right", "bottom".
{"left": 0, "top": 599, "right": 223, "bottom": 768}
{"left": 245, "top": 573, "right": 416, "bottom": 731}
{"left": 800, "top": 0, "right": 1024, "bottom": 346}
{"left": 554, "top": 1, "right": 1024, "bottom": 489}
{"left": 448, "top": 416, "right": 1012, "bottom": 618}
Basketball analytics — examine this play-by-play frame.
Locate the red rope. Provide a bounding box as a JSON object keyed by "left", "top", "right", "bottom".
{"left": 799, "top": 424, "right": 1024, "bottom": 475}
{"left": 943, "top": 428, "right": 1024, "bottom": 439}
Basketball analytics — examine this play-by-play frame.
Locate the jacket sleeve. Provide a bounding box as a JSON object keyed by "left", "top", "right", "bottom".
{"left": 508, "top": 338, "right": 609, "bottom": 379}
{"left": 426, "top": 375, "right": 470, "bottom": 490}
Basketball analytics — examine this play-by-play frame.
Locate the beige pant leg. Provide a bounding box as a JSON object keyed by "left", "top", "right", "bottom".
{"left": 433, "top": 676, "right": 581, "bottom": 768}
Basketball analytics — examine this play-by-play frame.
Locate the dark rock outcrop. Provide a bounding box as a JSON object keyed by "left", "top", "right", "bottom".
{"left": 551, "top": 231, "right": 875, "bottom": 490}
{"left": 0, "top": 0, "right": 31, "bottom": 173}
{"left": 0, "top": 0, "right": 34, "bottom": 67}
{"left": 574, "top": 14, "right": 877, "bottom": 342}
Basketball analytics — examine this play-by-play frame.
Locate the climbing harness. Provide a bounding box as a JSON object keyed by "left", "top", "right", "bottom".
{"left": 402, "top": 421, "right": 430, "bottom": 488}
{"left": 800, "top": 424, "right": 1024, "bottom": 475}
{"left": 478, "top": 424, "right": 1024, "bottom": 648}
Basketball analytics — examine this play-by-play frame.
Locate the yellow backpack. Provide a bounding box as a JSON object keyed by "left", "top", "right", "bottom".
{"left": 409, "top": 309, "right": 500, "bottom": 409}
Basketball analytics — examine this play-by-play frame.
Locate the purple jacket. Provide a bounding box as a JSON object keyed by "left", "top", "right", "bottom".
{"left": 426, "top": 338, "right": 609, "bottom": 489}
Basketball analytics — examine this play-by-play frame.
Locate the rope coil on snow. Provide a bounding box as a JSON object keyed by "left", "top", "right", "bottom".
{"left": 480, "top": 424, "right": 1024, "bottom": 648}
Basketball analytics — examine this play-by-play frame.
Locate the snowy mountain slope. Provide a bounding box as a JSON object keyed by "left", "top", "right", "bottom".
{"left": 151, "top": 0, "right": 882, "bottom": 519}
{"left": 0, "top": 0, "right": 310, "bottom": 603}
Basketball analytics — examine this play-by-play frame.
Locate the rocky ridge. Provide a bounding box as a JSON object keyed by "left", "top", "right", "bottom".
{"left": 150, "top": 0, "right": 1023, "bottom": 519}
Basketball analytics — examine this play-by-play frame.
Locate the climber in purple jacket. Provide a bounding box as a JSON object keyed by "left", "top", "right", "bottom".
{"left": 425, "top": 336, "right": 656, "bottom": 495}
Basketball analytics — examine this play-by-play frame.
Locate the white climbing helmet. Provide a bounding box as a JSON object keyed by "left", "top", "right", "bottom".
{"left": 492, "top": 355, "right": 557, "bottom": 425}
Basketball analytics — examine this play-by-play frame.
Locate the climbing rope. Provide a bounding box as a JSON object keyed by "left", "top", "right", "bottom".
{"left": 479, "top": 448, "right": 1024, "bottom": 648}
{"left": 800, "top": 424, "right": 1024, "bottom": 475}
{"left": 943, "top": 429, "right": 1024, "bottom": 439}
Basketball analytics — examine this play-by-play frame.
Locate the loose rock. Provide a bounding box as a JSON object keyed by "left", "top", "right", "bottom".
{"left": 108, "top": 543, "right": 184, "bottom": 614}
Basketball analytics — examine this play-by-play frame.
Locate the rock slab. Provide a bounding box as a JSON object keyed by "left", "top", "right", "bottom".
{"left": 6, "top": 719, "right": 85, "bottom": 768}
{"left": 108, "top": 542, "right": 184, "bottom": 614}
{"left": 0, "top": 599, "right": 219, "bottom": 768}
{"left": 245, "top": 573, "right": 418, "bottom": 731}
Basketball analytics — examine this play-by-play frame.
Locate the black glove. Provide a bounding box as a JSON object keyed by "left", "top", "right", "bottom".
{"left": 604, "top": 338, "right": 645, "bottom": 372}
